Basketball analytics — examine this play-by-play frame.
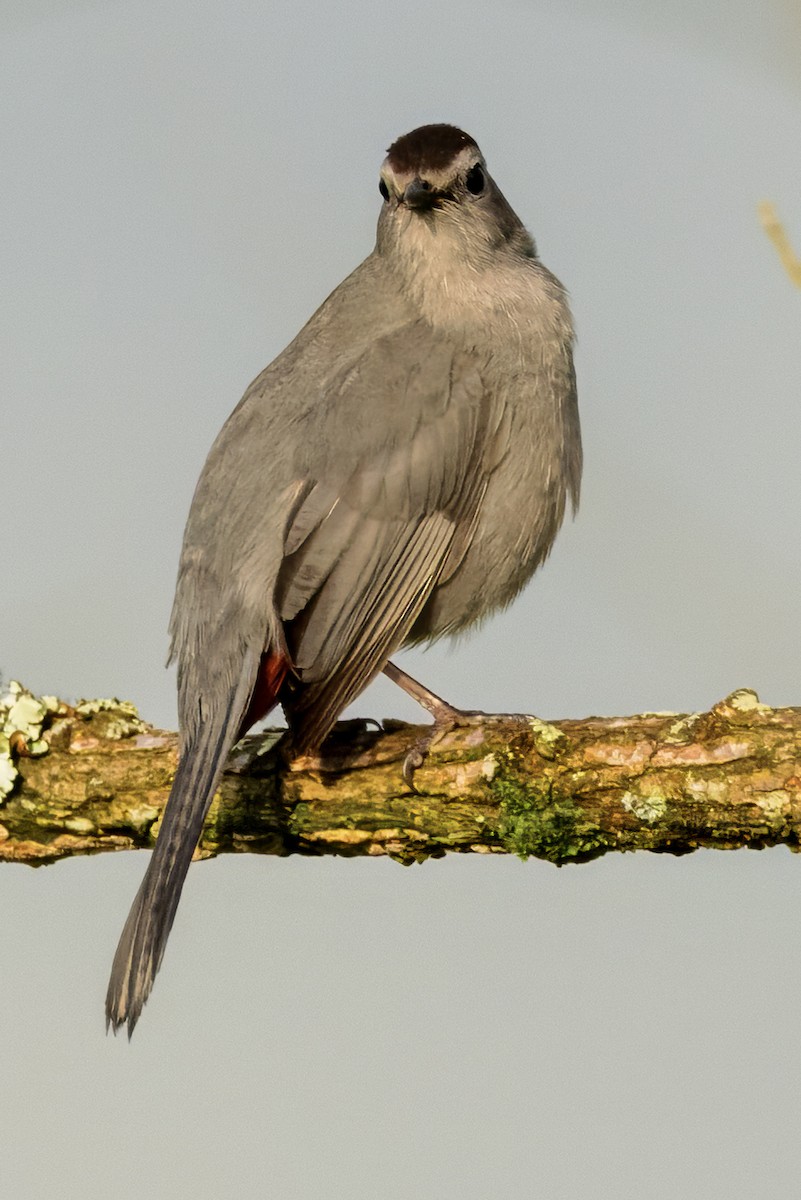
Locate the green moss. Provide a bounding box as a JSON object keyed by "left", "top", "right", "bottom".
{"left": 492, "top": 755, "right": 610, "bottom": 865}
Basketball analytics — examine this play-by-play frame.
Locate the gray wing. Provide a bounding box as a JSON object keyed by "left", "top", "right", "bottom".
{"left": 276, "top": 322, "right": 508, "bottom": 751}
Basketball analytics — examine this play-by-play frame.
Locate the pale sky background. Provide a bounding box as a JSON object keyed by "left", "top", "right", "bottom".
{"left": 2, "top": 2, "right": 800, "bottom": 1197}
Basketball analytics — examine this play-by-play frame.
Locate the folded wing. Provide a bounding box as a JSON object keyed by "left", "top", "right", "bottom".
{"left": 275, "top": 322, "right": 509, "bottom": 749}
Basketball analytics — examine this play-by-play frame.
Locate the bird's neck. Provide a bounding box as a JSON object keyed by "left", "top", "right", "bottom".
{"left": 380, "top": 238, "right": 570, "bottom": 354}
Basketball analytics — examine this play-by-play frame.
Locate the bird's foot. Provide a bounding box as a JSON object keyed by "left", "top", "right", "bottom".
{"left": 382, "top": 659, "right": 529, "bottom": 791}
{"left": 399, "top": 705, "right": 529, "bottom": 792}
{"left": 400, "top": 703, "right": 486, "bottom": 791}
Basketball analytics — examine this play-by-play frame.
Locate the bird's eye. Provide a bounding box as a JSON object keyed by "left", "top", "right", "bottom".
{"left": 379, "top": 178, "right": 389, "bottom": 201}
{"left": 465, "top": 164, "right": 485, "bottom": 195}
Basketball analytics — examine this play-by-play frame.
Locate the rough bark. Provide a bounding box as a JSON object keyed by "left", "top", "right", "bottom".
{"left": 1, "top": 685, "right": 800, "bottom": 867}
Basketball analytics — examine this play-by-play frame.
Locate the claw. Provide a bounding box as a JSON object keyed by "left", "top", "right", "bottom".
{"left": 402, "top": 744, "right": 426, "bottom": 792}
{"left": 398, "top": 702, "right": 489, "bottom": 792}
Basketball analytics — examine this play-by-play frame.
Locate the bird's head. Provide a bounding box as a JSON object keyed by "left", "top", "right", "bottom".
{"left": 375, "top": 124, "right": 536, "bottom": 266}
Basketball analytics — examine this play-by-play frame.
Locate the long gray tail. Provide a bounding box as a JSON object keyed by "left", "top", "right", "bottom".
{"left": 105, "top": 689, "right": 249, "bottom": 1037}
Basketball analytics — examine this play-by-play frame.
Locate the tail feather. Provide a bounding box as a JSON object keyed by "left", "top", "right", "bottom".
{"left": 106, "top": 657, "right": 268, "bottom": 1036}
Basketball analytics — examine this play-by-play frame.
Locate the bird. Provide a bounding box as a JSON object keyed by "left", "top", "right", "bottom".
{"left": 106, "top": 123, "right": 582, "bottom": 1035}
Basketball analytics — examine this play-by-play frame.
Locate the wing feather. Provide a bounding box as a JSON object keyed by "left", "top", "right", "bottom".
{"left": 273, "top": 323, "right": 508, "bottom": 750}
{"left": 287, "top": 513, "right": 454, "bottom": 750}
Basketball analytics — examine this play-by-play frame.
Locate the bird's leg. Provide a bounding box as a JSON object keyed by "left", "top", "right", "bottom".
{"left": 382, "top": 660, "right": 492, "bottom": 790}
{"left": 382, "top": 660, "right": 465, "bottom": 721}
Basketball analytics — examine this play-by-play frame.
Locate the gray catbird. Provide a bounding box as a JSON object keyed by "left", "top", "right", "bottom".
{"left": 106, "top": 123, "right": 582, "bottom": 1034}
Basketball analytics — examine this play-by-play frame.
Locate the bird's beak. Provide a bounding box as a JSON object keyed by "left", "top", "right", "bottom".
{"left": 402, "top": 178, "right": 438, "bottom": 211}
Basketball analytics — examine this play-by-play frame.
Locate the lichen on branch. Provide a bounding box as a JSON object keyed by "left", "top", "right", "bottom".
{"left": 1, "top": 682, "right": 800, "bottom": 867}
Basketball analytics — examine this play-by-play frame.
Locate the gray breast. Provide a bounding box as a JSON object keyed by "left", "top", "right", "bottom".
{"left": 409, "top": 339, "right": 580, "bottom": 642}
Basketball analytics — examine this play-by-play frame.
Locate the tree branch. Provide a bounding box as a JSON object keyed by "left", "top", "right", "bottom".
{"left": 1, "top": 683, "right": 800, "bottom": 867}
